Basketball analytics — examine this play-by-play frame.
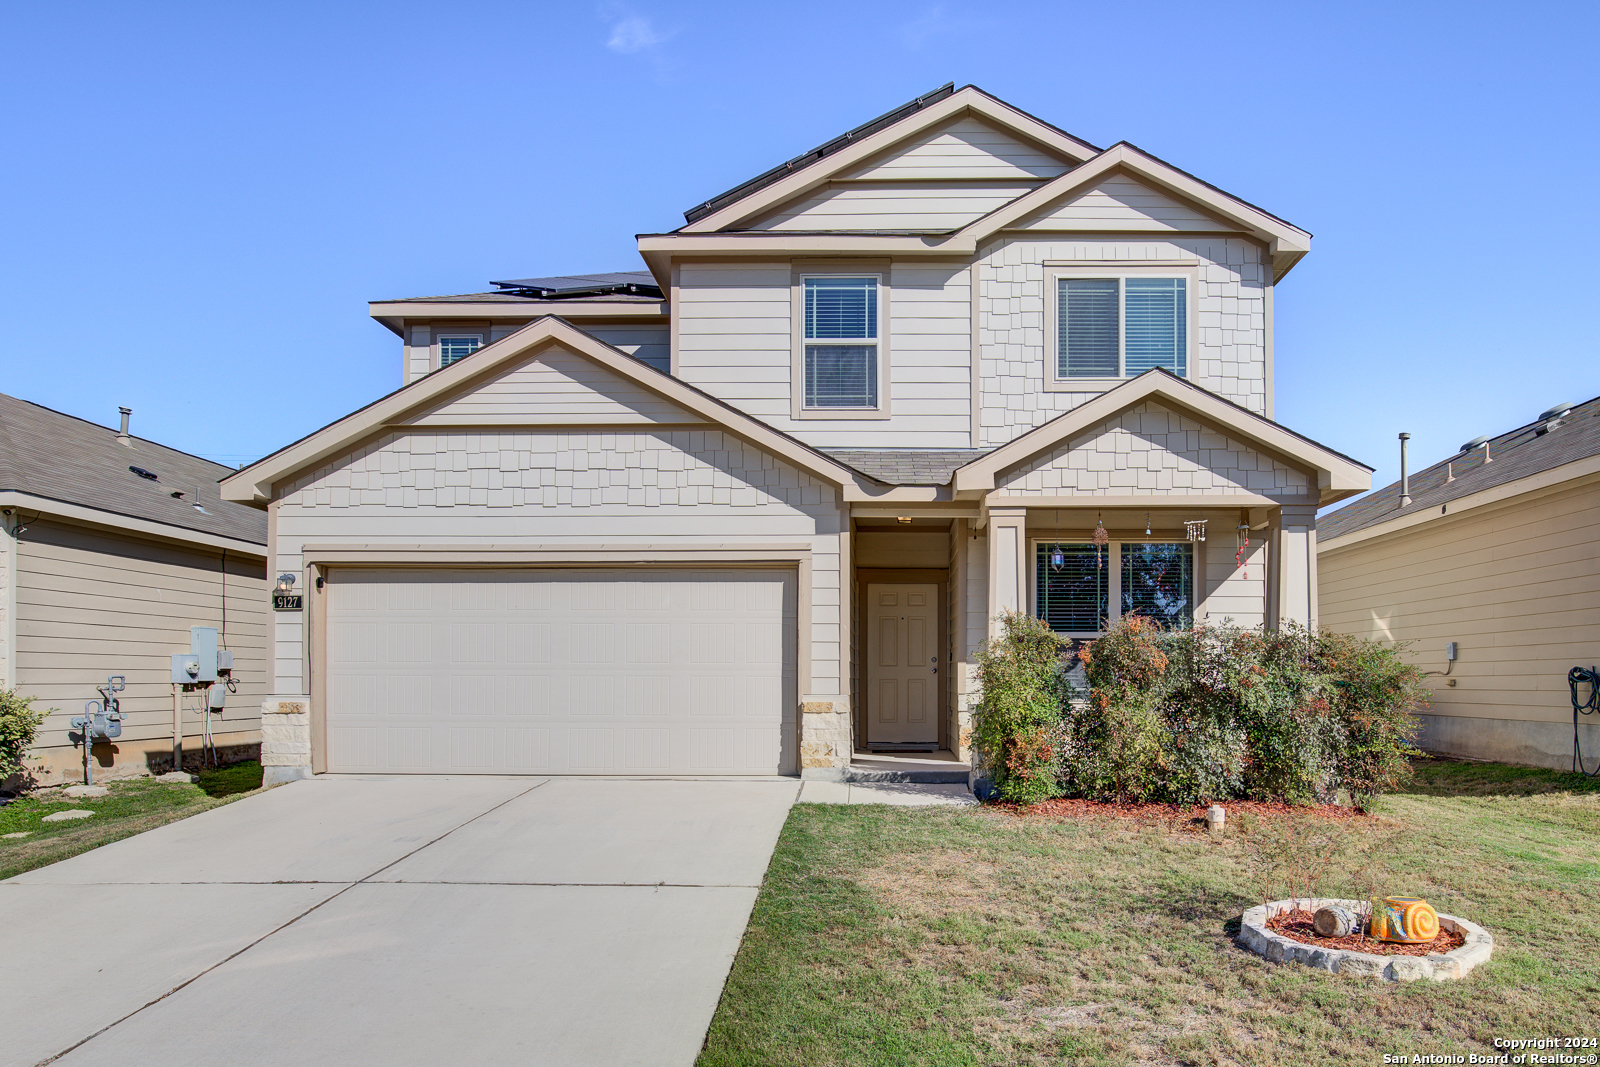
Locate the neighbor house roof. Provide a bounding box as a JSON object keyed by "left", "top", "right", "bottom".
{"left": 822, "top": 449, "right": 990, "bottom": 486}
{"left": 0, "top": 392, "right": 267, "bottom": 549}
{"left": 1319, "top": 395, "right": 1600, "bottom": 542}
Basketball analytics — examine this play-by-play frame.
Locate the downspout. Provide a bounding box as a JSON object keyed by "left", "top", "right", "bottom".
{"left": 1, "top": 509, "right": 17, "bottom": 690}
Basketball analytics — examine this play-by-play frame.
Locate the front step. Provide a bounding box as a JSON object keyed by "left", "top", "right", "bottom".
{"left": 844, "top": 754, "right": 970, "bottom": 785}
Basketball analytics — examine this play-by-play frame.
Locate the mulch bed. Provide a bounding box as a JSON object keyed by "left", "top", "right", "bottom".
{"left": 1265, "top": 906, "right": 1465, "bottom": 957}
{"left": 992, "top": 797, "right": 1367, "bottom": 828}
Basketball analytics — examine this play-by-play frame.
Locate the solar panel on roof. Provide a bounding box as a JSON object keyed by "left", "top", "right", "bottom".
{"left": 489, "top": 272, "right": 661, "bottom": 298}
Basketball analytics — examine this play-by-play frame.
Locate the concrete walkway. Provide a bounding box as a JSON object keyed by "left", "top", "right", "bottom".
{"left": 797, "top": 780, "right": 977, "bottom": 806}
{"left": 0, "top": 775, "right": 798, "bottom": 1067}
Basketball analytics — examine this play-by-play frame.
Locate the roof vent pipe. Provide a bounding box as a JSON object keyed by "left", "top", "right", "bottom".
{"left": 116, "top": 407, "right": 132, "bottom": 447}
{"left": 1398, "top": 432, "right": 1411, "bottom": 508}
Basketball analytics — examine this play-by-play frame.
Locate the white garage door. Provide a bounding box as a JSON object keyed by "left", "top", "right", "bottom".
{"left": 323, "top": 568, "right": 796, "bottom": 775}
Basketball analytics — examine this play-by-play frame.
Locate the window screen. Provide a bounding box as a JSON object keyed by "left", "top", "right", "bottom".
{"left": 1058, "top": 279, "right": 1119, "bottom": 378}
{"left": 1123, "top": 278, "right": 1186, "bottom": 376}
{"left": 1120, "top": 542, "right": 1194, "bottom": 628}
{"left": 1036, "top": 542, "right": 1108, "bottom": 633}
{"left": 804, "top": 345, "right": 877, "bottom": 407}
{"left": 1057, "top": 277, "right": 1187, "bottom": 378}
{"left": 439, "top": 336, "right": 481, "bottom": 367}
{"left": 804, "top": 277, "right": 878, "bottom": 407}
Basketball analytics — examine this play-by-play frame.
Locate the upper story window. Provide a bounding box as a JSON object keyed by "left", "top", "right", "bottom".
{"left": 803, "top": 276, "right": 878, "bottom": 408}
{"left": 1055, "top": 276, "right": 1188, "bottom": 381}
{"left": 439, "top": 335, "right": 482, "bottom": 368}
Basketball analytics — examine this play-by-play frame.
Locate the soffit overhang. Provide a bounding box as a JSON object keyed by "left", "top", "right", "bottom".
{"left": 369, "top": 299, "right": 669, "bottom": 337}
{"left": 638, "top": 144, "right": 1312, "bottom": 283}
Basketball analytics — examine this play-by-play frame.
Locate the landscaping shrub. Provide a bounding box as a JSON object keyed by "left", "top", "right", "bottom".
{"left": 971, "top": 612, "right": 1427, "bottom": 807}
{"left": 0, "top": 687, "right": 47, "bottom": 783}
{"left": 1071, "top": 617, "right": 1427, "bottom": 806}
{"left": 970, "top": 611, "right": 1070, "bottom": 804}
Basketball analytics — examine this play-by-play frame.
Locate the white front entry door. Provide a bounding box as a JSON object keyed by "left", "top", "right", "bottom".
{"left": 323, "top": 568, "right": 796, "bottom": 775}
{"left": 865, "top": 583, "right": 940, "bottom": 746}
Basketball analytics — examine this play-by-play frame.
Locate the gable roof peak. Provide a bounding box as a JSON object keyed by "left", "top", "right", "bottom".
{"left": 681, "top": 82, "right": 958, "bottom": 226}
{"left": 676, "top": 83, "right": 1103, "bottom": 233}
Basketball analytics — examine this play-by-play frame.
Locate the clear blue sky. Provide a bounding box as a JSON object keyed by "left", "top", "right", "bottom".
{"left": 3, "top": 1, "right": 1596, "bottom": 505}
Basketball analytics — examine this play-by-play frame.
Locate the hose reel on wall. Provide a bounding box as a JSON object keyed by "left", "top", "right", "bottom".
{"left": 1570, "top": 665, "right": 1600, "bottom": 776}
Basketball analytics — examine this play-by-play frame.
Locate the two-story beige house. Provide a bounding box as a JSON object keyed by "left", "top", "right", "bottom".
{"left": 223, "top": 84, "right": 1370, "bottom": 785}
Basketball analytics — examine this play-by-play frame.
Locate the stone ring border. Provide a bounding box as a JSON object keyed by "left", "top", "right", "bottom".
{"left": 1237, "top": 898, "right": 1493, "bottom": 982}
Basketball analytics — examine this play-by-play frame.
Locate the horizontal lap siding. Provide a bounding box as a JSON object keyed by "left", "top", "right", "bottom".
{"left": 841, "top": 117, "right": 1070, "bottom": 181}
{"left": 978, "top": 238, "right": 1268, "bottom": 447}
{"left": 581, "top": 325, "right": 670, "bottom": 373}
{"left": 675, "top": 262, "right": 973, "bottom": 449}
{"left": 273, "top": 429, "right": 846, "bottom": 699}
{"left": 15, "top": 520, "right": 268, "bottom": 755}
{"left": 1318, "top": 479, "right": 1600, "bottom": 724}
{"left": 1205, "top": 539, "right": 1267, "bottom": 629}
{"left": 751, "top": 182, "right": 1025, "bottom": 232}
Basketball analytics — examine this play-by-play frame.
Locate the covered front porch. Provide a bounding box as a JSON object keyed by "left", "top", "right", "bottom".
{"left": 828, "top": 372, "right": 1370, "bottom": 766}
{"left": 843, "top": 498, "right": 1321, "bottom": 763}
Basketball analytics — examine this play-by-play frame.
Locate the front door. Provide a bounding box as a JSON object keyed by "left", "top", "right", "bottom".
{"left": 865, "top": 583, "right": 939, "bottom": 746}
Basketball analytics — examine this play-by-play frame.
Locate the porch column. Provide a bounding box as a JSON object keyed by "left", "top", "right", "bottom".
{"left": 986, "top": 507, "right": 1028, "bottom": 639}
{"left": 1275, "top": 504, "right": 1317, "bottom": 628}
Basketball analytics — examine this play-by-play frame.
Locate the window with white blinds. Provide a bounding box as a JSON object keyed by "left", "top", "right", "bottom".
{"left": 1036, "top": 543, "right": 1109, "bottom": 634}
{"left": 803, "top": 276, "right": 878, "bottom": 408}
{"left": 1120, "top": 542, "right": 1193, "bottom": 628}
{"left": 439, "top": 336, "right": 481, "bottom": 367}
{"left": 1056, "top": 277, "right": 1186, "bottom": 379}
{"left": 1034, "top": 539, "right": 1193, "bottom": 635}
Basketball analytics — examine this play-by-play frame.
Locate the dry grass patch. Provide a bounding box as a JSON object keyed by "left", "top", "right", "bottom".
{"left": 699, "top": 761, "right": 1600, "bottom": 1067}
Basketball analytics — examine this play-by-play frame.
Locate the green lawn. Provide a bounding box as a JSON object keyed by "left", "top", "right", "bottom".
{"left": 699, "top": 761, "right": 1600, "bottom": 1067}
{"left": 0, "top": 761, "right": 265, "bottom": 881}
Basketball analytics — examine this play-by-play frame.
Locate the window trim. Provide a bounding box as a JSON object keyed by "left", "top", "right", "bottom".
{"left": 1043, "top": 264, "right": 1198, "bottom": 393}
{"left": 1030, "top": 535, "right": 1201, "bottom": 637}
{"left": 790, "top": 262, "right": 891, "bottom": 421}
{"left": 435, "top": 332, "right": 484, "bottom": 371}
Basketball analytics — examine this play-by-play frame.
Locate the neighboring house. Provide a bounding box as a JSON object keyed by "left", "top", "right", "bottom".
{"left": 0, "top": 394, "right": 269, "bottom": 784}
{"left": 223, "top": 83, "right": 1370, "bottom": 785}
{"left": 1319, "top": 396, "right": 1600, "bottom": 771}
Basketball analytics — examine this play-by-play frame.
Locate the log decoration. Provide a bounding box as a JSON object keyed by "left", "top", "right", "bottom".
{"left": 1312, "top": 905, "right": 1358, "bottom": 938}
{"left": 1370, "top": 896, "right": 1440, "bottom": 943}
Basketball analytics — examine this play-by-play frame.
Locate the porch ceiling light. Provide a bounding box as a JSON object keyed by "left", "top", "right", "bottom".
{"left": 896, "top": 516, "right": 913, "bottom": 524}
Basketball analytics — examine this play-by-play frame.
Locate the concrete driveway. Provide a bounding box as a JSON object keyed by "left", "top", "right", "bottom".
{"left": 1, "top": 776, "right": 798, "bottom": 1067}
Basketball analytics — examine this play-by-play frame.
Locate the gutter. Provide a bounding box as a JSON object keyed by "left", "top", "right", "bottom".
{"left": 0, "top": 491, "right": 267, "bottom": 556}
{"left": 1317, "top": 452, "right": 1600, "bottom": 555}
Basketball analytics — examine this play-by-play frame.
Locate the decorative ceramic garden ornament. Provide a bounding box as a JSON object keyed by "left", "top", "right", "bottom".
{"left": 1370, "top": 896, "right": 1440, "bottom": 943}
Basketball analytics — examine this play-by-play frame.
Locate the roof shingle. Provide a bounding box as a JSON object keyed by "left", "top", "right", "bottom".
{"left": 0, "top": 393, "right": 267, "bottom": 546}
{"left": 1319, "top": 395, "right": 1600, "bottom": 542}
{"left": 821, "top": 449, "right": 990, "bottom": 485}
